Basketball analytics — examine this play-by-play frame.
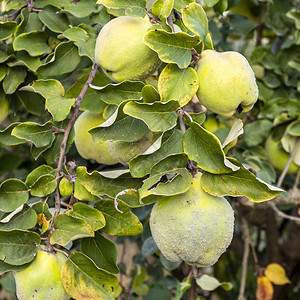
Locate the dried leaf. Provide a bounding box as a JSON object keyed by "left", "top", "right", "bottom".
{"left": 256, "top": 276, "right": 274, "bottom": 300}
{"left": 265, "top": 263, "right": 291, "bottom": 285}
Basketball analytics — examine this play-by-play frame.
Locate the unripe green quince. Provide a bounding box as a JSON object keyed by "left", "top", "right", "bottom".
{"left": 95, "top": 16, "right": 160, "bottom": 82}
{"left": 150, "top": 173, "right": 234, "bottom": 267}
{"left": 203, "top": 115, "right": 226, "bottom": 133}
{"left": 265, "top": 135, "right": 299, "bottom": 174}
{"left": 14, "top": 249, "right": 69, "bottom": 300}
{"left": 74, "top": 111, "right": 153, "bottom": 165}
{"left": 0, "top": 96, "right": 9, "bottom": 124}
{"left": 195, "top": 50, "right": 258, "bottom": 118}
{"left": 59, "top": 177, "right": 73, "bottom": 197}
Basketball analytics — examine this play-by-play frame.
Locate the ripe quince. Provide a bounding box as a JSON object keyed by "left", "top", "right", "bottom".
{"left": 150, "top": 173, "right": 234, "bottom": 267}
{"left": 196, "top": 50, "right": 258, "bottom": 117}
{"left": 14, "top": 249, "right": 69, "bottom": 300}
{"left": 95, "top": 16, "right": 160, "bottom": 82}
{"left": 74, "top": 111, "right": 153, "bottom": 165}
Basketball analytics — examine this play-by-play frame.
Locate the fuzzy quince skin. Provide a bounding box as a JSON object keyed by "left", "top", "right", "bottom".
{"left": 265, "top": 135, "right": 299, "bottom": 174}
{"left": 195, "top": 50, "right": 258, "bottom": 117}
{"left": 150, "top": 173, "right": 234, "bottom": 267}
{"left": 74, "top": 111, "right": 153, "bottom": 165}
{"left": 14, "top": 249, "right": 69, "bottom": 300}
{"left": 95, "top": 16, "right": 160, "bottom": 82}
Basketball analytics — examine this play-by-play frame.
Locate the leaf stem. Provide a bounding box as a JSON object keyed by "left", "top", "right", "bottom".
{"left": 46, "top": 64, "right": 98, "bottom": 251}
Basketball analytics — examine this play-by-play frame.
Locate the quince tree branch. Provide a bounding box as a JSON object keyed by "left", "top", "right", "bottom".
{"left": 46, "top": 64, "right": 98, "bottom": 251}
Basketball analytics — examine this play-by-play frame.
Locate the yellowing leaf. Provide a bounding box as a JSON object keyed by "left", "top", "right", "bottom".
{"left": 265, "top": 263, "right": 291, "bottom": 285}
{"left": 256, "top": 276, "right": 274, "bottom": 300}
{"left": 37, "top": 213, "right": 50, "bottom": 234}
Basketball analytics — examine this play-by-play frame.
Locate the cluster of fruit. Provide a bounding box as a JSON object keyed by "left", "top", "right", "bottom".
{"left": 12, "top": 12, "right": 264, "bottom": 300}
{"left": 73, "top": 15, "right": 258, "bottom": 268}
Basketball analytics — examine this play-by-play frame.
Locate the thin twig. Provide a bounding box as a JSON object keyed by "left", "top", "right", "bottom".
{"left": 268, "top": 201, "right": 300, "bottom": 222}
{"left": 277, "top": 138, "right": 300, "bottom": 188}
{"left": 238, "top": 217, "right": 250, "bottom": 300}
{"left": 46, "top": 64, "right": 98, "bottom": 251}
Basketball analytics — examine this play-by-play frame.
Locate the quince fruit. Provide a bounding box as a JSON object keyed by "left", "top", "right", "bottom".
{"left": 74, "top": 111, "right": 153, "bottom": 165}
{"left": 59, "top": 177, "right": 73, "bottom": 197}
{"left": 265, "top": 135, "right": 299, "bottom": 174}
{"left": 95, "top": 16, "right": 160, "bottom": 82}
{"left": 150, "top": 173, "right": 234, "bottom": 267}
{"left": 14, "top": 249, "right": 69, "bottom": 300}
{"left": 195, "top": 50, "right": 258, "bottom": 117}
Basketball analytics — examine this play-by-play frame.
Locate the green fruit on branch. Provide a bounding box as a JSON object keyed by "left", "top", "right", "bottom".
{"left": 74, "top": 111, "right": 153, "bottom": 165}
{"left": 265, "top": 135, "right": 299, "bottom": 174}
{"left": 149, "top": 173, "right": 234, "bottom": 267}
{"left": 203, "top": 115, "right": 226, "bottom": 133}
{"left": 14, "top": 249, "right": 70, "bottom": 300}
{"left": 59, "top": 177, "right": 73, "bottom": 197}
{"left": 95, "top": 16, "right": 160, "bottom": 82}
{"left": 0, "top": 96, "right": 9, "bottom": 124}
{"left": 195, "top": 50, "right": 258, "bottom": 117}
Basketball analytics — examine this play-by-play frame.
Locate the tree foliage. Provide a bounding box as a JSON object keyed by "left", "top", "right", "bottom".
{"left": 0, "top": 0, "right": 300, "bottom": 299}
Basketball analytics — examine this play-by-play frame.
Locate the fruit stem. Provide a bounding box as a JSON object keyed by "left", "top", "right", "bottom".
{"left": 46, "top": 64, "right": 98, "bottom": 252}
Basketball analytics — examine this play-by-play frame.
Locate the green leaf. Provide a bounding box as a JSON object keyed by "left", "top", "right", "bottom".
{"left": 66, "top": 72, "right": 109, "bottom": 113}
{"left": 90, "top": 81, "right": 145, "bottom": 106}
{"left": 175, "top": 277, "right": 192, "bottom": 300}
{"left": 25, "top": 165, "right": 56, "bottom": 186}
{"left": 0, "top": 260, "right": 30, "bottom": 276}
{"left": 0, "top": 123, "right": 27, "bottom": 146}
{"left": 144, "top": 29, "right": 200, "bottom": 68}
{"left": 50, "top": 214, "right": 94, "bottom": 246}
{"left": 2, "top": 68, "right": 26, "bottom": 94}
{"left": 201, "top": 158, "right": 284, "bottom": 202}
{"left": 8, "top": 51, "right": 42, "bottom": 72}
{"left": 21, "top": 79, "right": 75, "bottom": 121}
{"left": 244, "top": 119, "right": 273, "bottom": 147}
{"left": 203, "top": 0, "right": 221, "bottom": 7}
{"left": 130, "top": 129, "right": 184, "bottom": 177}
{"left": 139, "top": 165, "right": 193, "bottom": 202}
{"left": 74, "top": 167, "right": 99, "bottom": 202}
{"left": 32, "top": 201, "right": 52, "bottom": 220}
{"left": 184, "top": 122, "right": 239, "bottom": 173}
{"left": 0, "top": 65, "right": 8, "bottom": 81}
{"left": 66, "top": 202, "right": 106, "bottom": 231}
{"left": 287, "top": 118, "right": 300, "bottom": 136}
{"left": 12, "top": 121, "right": 54, "bottom": 148}
{"left": 81, "top": 168, "right": 142, "bottom": 206}
{"left": 81, "top": 231, "right": 119, "bottom": 274}
{"left": 182, "top": 3, "right": 208, "bottom": 42}
{"left": 0, "top": 179, "right": 29, "bottom": 213}
{"left": 15, "top": 8, "right": 43, "bottom": 35}
{"left": 196, "top": 274, "right": 232, "bottom": 291}
{"left": 30, "top": 174, "right": 57, "bottom": 197}
{"left": 97, "top": 0, "right": 146, "bottom": 17}
{"left": 62, "top": 0, "right": 98, "bottom": 18}
{"left": 0, "top": 22, "right": 17, "bottom": 40}
{"left": 160, "top": 254, "right": 181, "bottom": 271}
{"left": 123, "top": 100, "right": 179, "bottom": 132}
{"left": 61, "top": 252, "right": 119, "bottom": 300}
{"left": 0, "top": 230, "right": 40, "bottom": 265}
{"left": 38, "top": 5, "right": 71, "bottom": 33}
{"left": 0, "top": 205, "right": 37, "bottom": 231}
{"left": 37, "top": 42, "right": 81, "bottom": 78}
{"left": 132, "top": 265, "right": 149, "bottom": 296}
{"left": 142, "top": 84, "right": 160, "bottom": 103}
{"left": 158, "top": 63, "right": 199, "bottom": 106}
{"left": 141, "top": 236, "right": 158, "bottom": 256}
{"left": 60, "top": 26, "right": 97, "bottom": 61}
{"left": 13, "top": 31, "right": 52, "bottom": 56}
{"left": 90, "top": 116, "right": 149, "bottom": 142}
{"left": 152, "top": 0, "right": 174, "bottom": 20}
{"left": 94, "top": 199, "right": 143, "bottom": 236}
